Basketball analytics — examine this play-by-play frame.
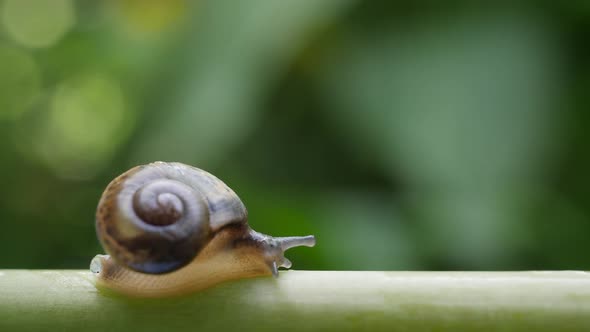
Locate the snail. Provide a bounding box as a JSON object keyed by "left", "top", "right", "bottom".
{"left": 90, "top": 161, "right": 315, "bottom": 297}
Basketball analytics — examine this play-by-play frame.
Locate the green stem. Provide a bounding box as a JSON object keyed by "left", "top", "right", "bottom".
{"left": 1, "top": 270, "right": 589, "bottom": 331}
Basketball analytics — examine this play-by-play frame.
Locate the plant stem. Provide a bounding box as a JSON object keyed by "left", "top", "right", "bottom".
{"left": 1, "top": 270, "right": 589, "bottom": 331}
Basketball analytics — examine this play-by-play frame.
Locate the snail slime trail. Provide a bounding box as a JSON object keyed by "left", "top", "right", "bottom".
{"left": 92, "top": 161, "right": 316, "bottom": 297}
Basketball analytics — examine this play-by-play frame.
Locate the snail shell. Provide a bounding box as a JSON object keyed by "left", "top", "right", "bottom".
{"left": 92, "top": 162, "right": 315, "bottom": 297}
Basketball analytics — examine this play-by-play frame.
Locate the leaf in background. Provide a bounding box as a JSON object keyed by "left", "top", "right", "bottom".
{"left": 315, "top": 10, "right": 564, "bottom": 267}
{"left": 130, "top": 0, "right": 356, "bottom": 167}
{"left": 312, "top": 192, "right": 418, "bottom": 270}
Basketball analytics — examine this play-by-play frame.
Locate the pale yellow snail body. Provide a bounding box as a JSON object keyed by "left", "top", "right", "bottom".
{"left": 91, "top": 162, "right": 315, "bottom": 297}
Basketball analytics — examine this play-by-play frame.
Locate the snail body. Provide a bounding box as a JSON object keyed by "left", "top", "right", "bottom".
{"left": 92, "top": 162, "right": 315, "bottom": 297}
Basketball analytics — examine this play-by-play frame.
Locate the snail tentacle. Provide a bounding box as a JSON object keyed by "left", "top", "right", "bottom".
{"left": 248, "top": 231, "right": 316, "bottom": 278}
{"left": 276, "top": 235, "right": 317, "bottom": 251}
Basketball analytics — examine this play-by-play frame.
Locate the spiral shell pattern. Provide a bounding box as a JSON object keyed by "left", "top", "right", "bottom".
{"left": 96, "top": 162, "right": 248, "bottom": 274}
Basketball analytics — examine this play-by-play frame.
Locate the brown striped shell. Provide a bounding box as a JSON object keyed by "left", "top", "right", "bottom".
{"left": 96, "top": 161, "right": 248, "bottom": 274}
{"left": 93, "top": 162, "right": 316, "bottom": 297}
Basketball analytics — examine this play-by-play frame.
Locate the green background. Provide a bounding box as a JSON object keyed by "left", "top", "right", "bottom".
{"left": 0, "top": 0, "right": 589, "bottom": 272}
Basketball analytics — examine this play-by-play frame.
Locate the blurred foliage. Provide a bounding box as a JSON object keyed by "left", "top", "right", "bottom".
{"left": 0, "top": 0, "right": 589, "bottom": 271}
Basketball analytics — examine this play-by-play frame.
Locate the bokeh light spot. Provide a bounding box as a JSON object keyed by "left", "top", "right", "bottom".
{"left": 108, "top": 0, "right": 186, "bottom": 39}
{"left": 0, "top": 44, "right": 41, "bottom": 120}
{"left": 34, "top": 74, "right": 134, "bottom": 179}
{"left": 1, "top": 0, "right": 75, "bottom": 48}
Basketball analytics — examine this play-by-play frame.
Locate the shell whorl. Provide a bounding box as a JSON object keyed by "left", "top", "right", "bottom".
{"left": 96, "top": 162, "right": 248, "bottom": 274}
